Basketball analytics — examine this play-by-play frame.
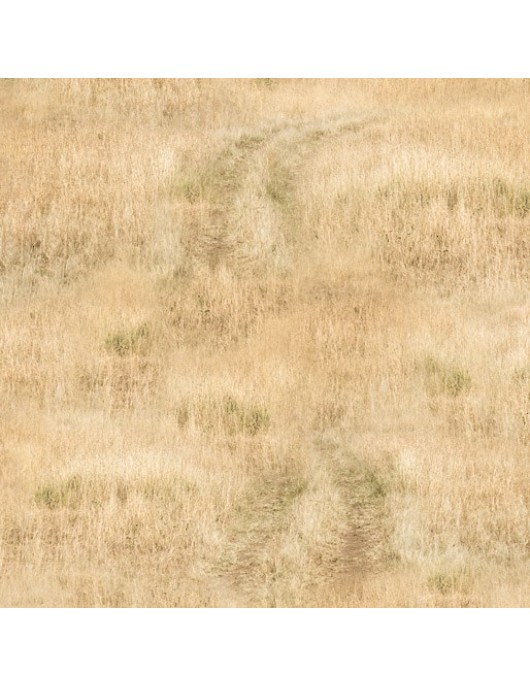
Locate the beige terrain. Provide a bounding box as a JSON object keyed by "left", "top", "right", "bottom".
{"left": 0, "top": 78, "right": 529, "bottom": 606}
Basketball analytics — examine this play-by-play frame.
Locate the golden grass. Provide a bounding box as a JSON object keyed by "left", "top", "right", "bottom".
{"left": 1, "top": 78, "right": 529, "bottom": 606}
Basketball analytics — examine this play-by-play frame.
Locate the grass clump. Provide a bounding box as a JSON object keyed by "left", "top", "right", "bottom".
{"left": 35, "top": 475, "right": 194, "bottom": 511}
{"left": 223, "top": 395, "right": 271, "bottom": 436}
{"left": 427, "top": 569, "right": 471, "bottom": 596}
{"left": 488, "top": 178, "right": 530, "bottom": 218}
{"left": 424, "top": 356, "right": 472, "bottom": 397}
{"left": 177, "top": 175, "right": 206, "bottom": 203}
{"left": 105, "top": 323, "right": 150, "bottom": 356}
{"left": 35, "top": 475, "right": 82, "bottom": 510}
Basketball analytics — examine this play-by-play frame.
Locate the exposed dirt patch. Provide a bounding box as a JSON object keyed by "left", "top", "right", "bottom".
{"left": 315, "top": 438, "right": 392, "bottom": 597}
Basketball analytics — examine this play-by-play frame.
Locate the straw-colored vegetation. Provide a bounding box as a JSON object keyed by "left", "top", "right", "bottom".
{"left": 1, "top": 79, "right": 529, "bottom": 607}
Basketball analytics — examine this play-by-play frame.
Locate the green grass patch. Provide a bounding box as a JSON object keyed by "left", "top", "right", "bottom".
{"left": 176, "top": 175, "right": 207, "bottom": 203}
{"left": 223, "top": 395, "right": 271, "bottom": 436}
{"left": 488, "top": 177, "right": 530, "bottom": 218}
{"left": 377, "top": 177, "right": 530, "bottom": 218}
{"left": 234, "top": 134, "right": 266, "bottom": 150}
{"left": 34, "top": 475, "right": 82, "bottom": 509}
{"left": 105, "top": 323, "right": 150, "bottom": 356}
{"left": 427, "top": 569, "right": 471, "bottom": 596}
{"left": 423, "top": 356, "right": 472, "bottom": 397}
{"left": 35, "top": 474, "right": 195, "bottom": 511}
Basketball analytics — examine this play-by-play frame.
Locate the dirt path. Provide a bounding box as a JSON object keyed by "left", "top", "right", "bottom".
{"left": 210, "top": 470, "right": 310, "bottom": 607}
{"left": 206, "top": 436, "right": 391, "bottom": 607}
{"left": 193, "top": 112, "right": 391, "bottom": 606}
{"left": 322, "top": 439, "right": 391, "bottom": 595}
{"left": 183, "top": 111, "right": 380, "bottom": 272}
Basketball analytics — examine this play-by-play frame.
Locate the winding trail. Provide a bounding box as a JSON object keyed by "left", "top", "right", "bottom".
{"left": 186, "top": 112, "right": 380, "bottom": 272}
{"left": 187, "top": 111, "right": 391, "bottom": 606}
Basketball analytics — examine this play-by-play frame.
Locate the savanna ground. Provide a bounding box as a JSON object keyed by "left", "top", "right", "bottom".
{"left": 0, "top": 79, "right": 529, "bottom": 607}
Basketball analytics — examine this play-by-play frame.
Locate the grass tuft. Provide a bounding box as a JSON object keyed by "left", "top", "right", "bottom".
{"left": 424, "top": 356, "right": 472, "bottom": 397}
{"left": 104, "top": 323, "right": 151, "bottom": 356}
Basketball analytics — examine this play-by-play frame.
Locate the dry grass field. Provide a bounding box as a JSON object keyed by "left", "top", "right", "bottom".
{"left": 0, "top": 78, "right": 529, "bottom": 607}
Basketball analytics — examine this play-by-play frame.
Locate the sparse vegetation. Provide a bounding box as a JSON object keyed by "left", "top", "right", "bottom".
{"left": 1, "top": 79, "right": 530, "bottom": 607}
{"left": 105, "top": 323, "right": 151, "bottom": 356}
{"left": 35, "top": 476, "right": 82, "bottom": 509}
{"left": 223, "top": 395, "right": 270, "bottom": 436}
{"left": 423, "top": 356, "right": 472, "bottom": 397}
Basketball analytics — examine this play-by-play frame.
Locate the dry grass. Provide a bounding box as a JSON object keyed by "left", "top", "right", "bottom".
{"left": 1, "top": 78, "right": 529, "bottom": 607}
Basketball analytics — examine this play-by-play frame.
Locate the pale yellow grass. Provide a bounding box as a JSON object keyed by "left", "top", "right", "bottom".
{"left": 0, "top": 79, "right": 529, "bottom": 606}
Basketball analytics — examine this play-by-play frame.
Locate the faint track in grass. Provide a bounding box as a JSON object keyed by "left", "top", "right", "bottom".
{"left": 207, "top": 437, "right": 392, "bottom": 607}
{"left": 179, "top": 112, "right": 382, "bottom": 272}
{"left": 195, "top": 111, "right": 391, "bottom": 606}
{"left": 208, "top": 470, "right": 310, "bottom": 607}
{"left": 313, "top": 436, "right": 392, "bottom": 601}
